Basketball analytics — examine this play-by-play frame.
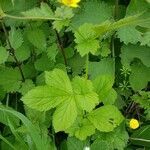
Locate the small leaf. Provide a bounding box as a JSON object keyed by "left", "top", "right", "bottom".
{"left": 9, "top": 28, "right": 23, "bottom": 50}
{"left": 27, "top": 28, "right": 46, "bottom": 51}
{"left": 0, "top": 67, "right": 22, "bottom": 92}
{"left": 74, "top": 23, "right": 99, "bottom": 56}
{"left": 0, "top": 46, "right": 9, "bottom": 64}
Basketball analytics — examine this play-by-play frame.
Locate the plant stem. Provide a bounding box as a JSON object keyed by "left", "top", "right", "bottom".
{"left": 55, "top": 30, "right": 67, "bottom": 67}
{"left": 85, "top": 54, "right": 89, "bottom": 79}
{"left": 1, "top": 22, "right": 25, "bottom": 82}
{"left": 114, "top": 0, "right": 119, "bottom": 20}
{"left": 2, "top": 13, "right": 62, "bottom": 21}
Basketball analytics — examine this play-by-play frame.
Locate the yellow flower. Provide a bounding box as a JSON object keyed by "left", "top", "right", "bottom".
{"left": 129, "top": 119, "right": 139, "bottom": 129}
{"left": 61, "top": 0, "right": 81, "bottom": 8}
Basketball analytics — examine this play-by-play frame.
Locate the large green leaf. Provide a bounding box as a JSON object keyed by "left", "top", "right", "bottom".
{"left": 88, "top": 105, "right": 124, "bottom": 132}
{"left": 22, "top": 69, "right": 99, "bottom": 132}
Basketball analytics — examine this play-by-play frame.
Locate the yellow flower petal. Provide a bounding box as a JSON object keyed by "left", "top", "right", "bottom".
{"left": 129, "top": 118, "right": 139, "bottom": 129}
{"left": 61, "top": 0, "right": 80, "bottom": 8}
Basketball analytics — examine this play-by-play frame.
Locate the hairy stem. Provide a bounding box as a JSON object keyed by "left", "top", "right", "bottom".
{"left": 1, "top": 22, "right": 25, "bottom": 82}
{"left": 1, "top": 13, "right": 61, "bottom": 21}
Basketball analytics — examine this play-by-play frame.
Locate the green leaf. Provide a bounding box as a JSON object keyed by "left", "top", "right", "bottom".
{"left": 120, "top": 44, "right": 150, "bottom": 68}
{"left": 91, "top": 140, "right": 109, "bottom": 150}
{"left": 22, "top": 2, "right": 54, "bottom": 18}
{"left": 71, "top": 1, "right": 113, "bottom": 29}
{"left": 126, "top": 0, "right": 148, "bottom": 16}
{"left": 27, "top": 28, "right": 46, "bottom": 51}
{"left": 22, "top": 69, "right": 99, "bottom": 132}
{"left": 34, "top": 53, "right": 54, "bottom": 71}
{"left": 53, "top": 97, "right": 77, "bottom": 132}
{"left": 103, "top": 88, "right": 117, "bottom": 105}
{"left": 21, "top": 86, "right": 63, "bottom": 111}
{"left": 9, "top": 28, "right": 23, "bottom": 50}
{"left": 47, "top": 44, "right": 58, "bottom": 62}
{"left": 132, "top": 91, "right": 150, "bottom": 109}
{"left": 117, "top": 26, "right": 142, "bottom": 44}
{"left": 74, "top": 118, "right": 95, "bottom": 141}
{"left": 45, "top": 69, "right": 73, "bottom": 94}
{"left": 68, "top": 53, "right": 86, "bottom": 76}
{"left": 88, "top": 105, "right": 124, "bottom": 132}
{"left": 53, "top": 6, "right": 74, "bottom": 31}
{"left": 74, "top": 23, "right": 99, "bottom": 56}
{"left": 89, "top": 58, "right": 115, "bottom": 80}
{"left": 0, "top": 46, "right": 9, "bottom": 64}
{"left": 66, "top": 117, "right": 95, "bottom": 140}
{"left": 0, "top": 105, "right": 20, "bottom": 127}
{"left": 19, "top": 79, "right": 35, "bottom": 95}
{"left": 92, "top": 124, "right": 129, "bottom": 150}
{"left": 15, "top": 44, "right": 31, "bottom": 61}
{"left": 93, "top": 75, "right": 114, "bottom": 103}
{"left": 129, "top": 62, "right": 150, "bottom": 91}
{"left": 0, "top": 105, "right": 53, "bottom": 150}
{"left": 99, "top": 41, "right": 111, "bottom": 57}
{"left": 72, "top": 77, "right": 99, "bottom": 112}
{"left": 0, "top": 67, "right": 22, "bottom": 92}
{"left": 141, "top": 31, "right": 150, "bottom": 47}
{"left": 67, "top": 137, "right": 87, "bottom": 150}
{"left": 131, "top": 125, "right": 150, "bottom": 147}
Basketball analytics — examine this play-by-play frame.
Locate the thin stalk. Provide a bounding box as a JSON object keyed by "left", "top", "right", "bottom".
{"left": 1, "top": 22, "right": 25, "bottom": 82}
{"left": 55, "top": 30, "right": 67, "bottom": 66}
{"left": 85, "top": 54, "right": 89, "bottom": 80}
{"left": 6, "top": 94, "right": 9, "bottom": 107}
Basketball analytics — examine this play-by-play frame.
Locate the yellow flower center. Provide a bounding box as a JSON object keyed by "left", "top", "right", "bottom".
{"left": 129, "top": 119, "right": 139, "bottom": 129}
{"left": 61, "top": 0, "right": 81, "bottom": 8}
